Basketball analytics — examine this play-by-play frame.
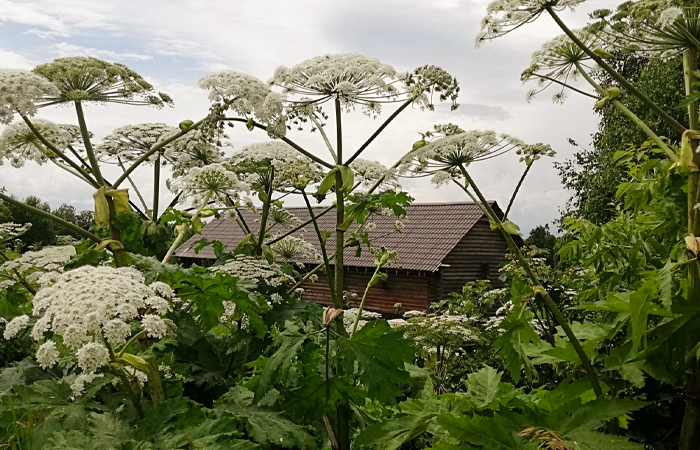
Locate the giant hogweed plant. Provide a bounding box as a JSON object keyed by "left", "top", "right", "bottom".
{"left": 402, "top": 0, "right": 700, "bottom": 449}
{"left": 0, "top": 53, "right": 467, "bottom": 449}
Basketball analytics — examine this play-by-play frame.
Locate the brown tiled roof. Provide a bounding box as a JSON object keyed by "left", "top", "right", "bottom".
{"left": 174, "top": 202, "right": 495, "bottom": 272}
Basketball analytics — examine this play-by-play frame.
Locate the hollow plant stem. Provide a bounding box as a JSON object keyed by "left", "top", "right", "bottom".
{"left": 255, "top": 168, "right": 275, "bottom": 256}
{"left": 574, "top": 63, "right": 678, "bottom": 162}
{"left": 456, "top": 164, "right": 603, "bottom": 398}
{"left": 0, "top": 192, "right": 102, "bottom": 244}
{"left": 548, "top": 6, "right": 686, "bottom": 134}
{"left": 350, "top": 266, "right": 381, "bottom": 337}
{"left": 680, "top": 45, "right": 700, "bottom": 450}
{"left": 153, "top": 153, "right": 161, "bottom": 220}
{"left": 504, "top": 163, "right": 532, "bottom": 221}
{"left": 75, "top": 100, "right": 106, "bottom": 186}
{"left": 302, "top": 190, "right": 337, "bottom": 303}
{"left": 162, "top": 191, "right": 212, "bottom": 264}
{"left": 334, "top": 98, "right": 345, "bottom": 310}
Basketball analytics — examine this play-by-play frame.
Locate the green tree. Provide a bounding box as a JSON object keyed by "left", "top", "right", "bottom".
{"left": 555, "top": 53, "right": 686, "bottom": 225}
{"left": 3, "top": 196, "right": 56, "bottom": 247}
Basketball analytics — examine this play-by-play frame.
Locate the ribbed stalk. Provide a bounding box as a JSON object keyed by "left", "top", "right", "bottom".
{"left": 680, "top": 46, "right": 700, "bottom": 450}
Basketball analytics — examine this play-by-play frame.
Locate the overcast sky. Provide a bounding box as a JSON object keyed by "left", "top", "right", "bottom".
{"left": 0, "top": 0, "right": 622, "bottom": 233}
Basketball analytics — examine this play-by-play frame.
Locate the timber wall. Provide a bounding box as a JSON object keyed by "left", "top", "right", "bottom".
{"left": 439, "top": 216, "right": 509, "bottom": 297}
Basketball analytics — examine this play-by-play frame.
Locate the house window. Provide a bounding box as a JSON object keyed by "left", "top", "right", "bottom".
{"left": 480, "top": 263, "right": 490, "bottom": 280}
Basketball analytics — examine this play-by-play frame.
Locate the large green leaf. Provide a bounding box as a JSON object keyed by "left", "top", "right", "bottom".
{"left": 337, "top": 320, "right": 414, "bottom": 402}
{"left": 255, "top": 322, "right": 307, "bottom": 402}
{"left": 354, "top": 413, "right": 436, "bottom": 450}
{"left": 465, "top": 366, "right": 502, "bottom": 409}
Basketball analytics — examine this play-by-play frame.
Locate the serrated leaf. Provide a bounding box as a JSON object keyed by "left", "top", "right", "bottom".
{"left": 354, "top": 413, "right": 436, "bottom": 450}
{"left": 255, "top": 323, "right": 307, "bottom": 402}
{"left": 465, "top": 366, "right": 502, "bottom": 408}
{"left": 337, "top": 320, "right": 414, "bottom": 402}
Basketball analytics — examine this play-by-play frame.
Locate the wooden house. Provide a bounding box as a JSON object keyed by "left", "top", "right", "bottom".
{"left": 175, "top": 202, "right": 512, "bottom": 314}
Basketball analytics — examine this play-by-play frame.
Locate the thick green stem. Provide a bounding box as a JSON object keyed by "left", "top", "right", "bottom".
{"left": 117, "top": 330, "right": 148, "bottom": 358}
{"left": 20, "top": 114, "right": 98, "bottom": 187}
{"left": 255, "top": 168, "right": 275, "bottom": 256}
{"left": 504, "top": 163, "right": 532, "bottom": 221}
{"left": 334, "top": 99, "right": 345, "bottom": 310}
{"left": 346, "top": 98, "right": 413, "bottom": 165}
{"left": 153, "top": 153, "right": 161, "bottom": 219}
{"left": 162, "top": 191, "right": 212, "bottom": 264}
{"left": 575, "top": 63, "right": 678, "bottom": 162}
{"left": 680, "top": 46, "right": 700, "bottom": 450}
{"left": 113, "top": 365, "right": 145, "bottom": 419}
{"left": 303, "top": 190, "right": 337, "bottom": 303}
{"left": 333, "top": 97, "right": 351, "bottom": 450}
{"left": 548, "top": 7, "right": 686, "bottom": 134}
{"left": 75, "top": 101, "right": 106, "bottom": 186}
{"left": 350, "top": 266, "right": 381, "bottom": 336}
{"left": 107, "top": 197, "right": 128, "bottom": 267}
{"left": 0, "top": 192, "right": 102, "bottom": 243}
{"left": 456, "top": 164, "right": 603, "bottom": 398}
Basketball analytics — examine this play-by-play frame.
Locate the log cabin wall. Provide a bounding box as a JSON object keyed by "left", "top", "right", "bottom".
{"left": 439, "top": 215, "right": 509, "bottom": 297}
{"left": 300, "top": 267, "right": 440, "bottom": 314}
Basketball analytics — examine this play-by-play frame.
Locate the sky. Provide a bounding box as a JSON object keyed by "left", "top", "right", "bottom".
{"left": 0, "top": 0, "right": 623, "bottom": 233}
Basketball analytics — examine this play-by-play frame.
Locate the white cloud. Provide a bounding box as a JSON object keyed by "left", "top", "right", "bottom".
{"left": 0, "top": 0, "right": 628, "bottom": 233}
{"left": 0, "top": 49, "right": 34, "bottom": 68}
{"left": 52, "top": 42, "right": 152, "bottom": 61}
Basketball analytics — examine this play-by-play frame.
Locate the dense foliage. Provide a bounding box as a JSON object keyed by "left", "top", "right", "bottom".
{"left": 2, "top": 0, "right": 700, "bottom": 448}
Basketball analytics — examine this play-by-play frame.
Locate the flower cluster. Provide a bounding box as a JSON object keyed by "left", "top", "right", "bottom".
{"left": 517, "top": 143, "right": 556, "bottom": 164}
{"left": 1, "top": 266, "right": 176, "bottom": 384}
{"left": 477, "top": 0, "right": 588, "bottom": 45}
{"left": 0, "top": 69, "right": 61, "bottom": 125}
{"left": 349, "top": 159, "right": 399, "bottom": 191}
{"left": 0, "top": 118, "right": 71, "bottom": 167}
{"left": 199, "top": 70, "right": 286, "bottom": 137}
{"left": 342, "top": 308, "right": 382, "bottom": 333}
{"left": 33, "top": 57, "right": 173, "bottom": 107}
{"left": 0, "top": 245, "right": 76, "bottom": 276}
{"left": 589, "top": 2, "right": 694, "bottom": 57}
{"left": 229, "top": 141, "right": 325, "bottom": 191}
{"left": 403, "top": 65, "right": 460, "bottom": 111}
{"left": 271, "top": 53, "right": 400, "bottom": 116}
{"left": 96, "top": 123, "right": 179, "bottom": 163}
{"left": 521, "top": 30, "right": 602, "bottom": 103}
{"left": 209, "top": 255, "right": 292, "bottom": 287}
{"left": 164, "top": 130, "right": 225, "bottom": 177}
{"left": 399, "top": 130, "right": 526, "bottom": 185}
{"left": 271, "top": 235, "right": 320, "bottom": 265}
{"left": 169, "top": 163, "right": 248, "bottom": 207}
{"left": 0, "top": 222, "right": 31, "bottom": 243}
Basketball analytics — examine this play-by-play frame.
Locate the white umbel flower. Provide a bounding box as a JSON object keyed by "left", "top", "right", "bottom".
{"left": 349, "top": 159, "right": 399, "bottom": 190}
{"left": 0, "top": 69, "right": 61, "bottom": 125}
{"left": 141, "top": 314, "right": 167, "bottom": 339}
{"left": 0, "top": 119, "right": 71, "bottom": 168}
{"left": 169, "top": 163, "right": 248, "bottom": 207}
{"left": 76, "top": 342, "right": 110, "bottom": 373}
{"left": 3, "top": 314, "right": 29, "bottom": 340}
{"left": 209, "top": 255, "right": 291, "bottom": 286}
{"left": 36, "top": 340, "right": 60, "bottom": 369}
{"left": 272, "top": 53, "right": 398, "bottom": 115}
{"left": 1, "top": 245, "right": 76, "bottom": 276}
{"left": 70, "top": 372, "right": 104, "bottom": 397}
{"left": 102, "top": 318, "right": 132, "bottom": 346}
{"left": 477, "top": 0, "right": 587, "bottom": 45}
{"left": 28, "top": 266, "right": 174, "bottom": 351}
